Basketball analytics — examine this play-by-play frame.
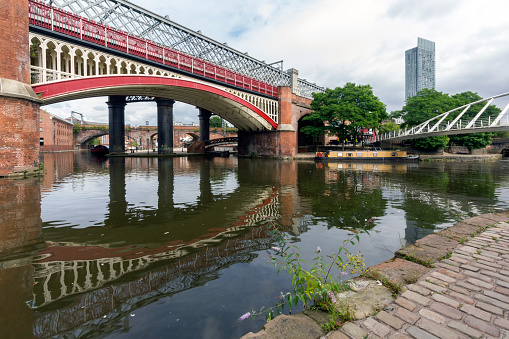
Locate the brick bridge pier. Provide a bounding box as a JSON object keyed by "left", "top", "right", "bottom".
{"left": 0, "top": 0, "right": 41, "bottom": 176}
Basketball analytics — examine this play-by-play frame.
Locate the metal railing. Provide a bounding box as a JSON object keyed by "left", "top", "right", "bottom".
{"left": 29, "top": 0, "right": 324, "bottom": 99}
{"left": 379, "top": 92, "right": 509, "bottom": 141}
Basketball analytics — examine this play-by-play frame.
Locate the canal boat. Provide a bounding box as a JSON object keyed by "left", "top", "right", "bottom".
{"left": 90, "top": 145, "right": 109, "bottom": 156}
{"left": 315, "top": 149, "right": 419, "bottom": 162}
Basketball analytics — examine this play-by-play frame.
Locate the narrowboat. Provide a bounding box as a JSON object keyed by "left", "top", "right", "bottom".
{"left": 91, "top": 145, "right": 109, "bottom": 156}
{"left": 315, "top": 149, "right": 419, "bottom": 162}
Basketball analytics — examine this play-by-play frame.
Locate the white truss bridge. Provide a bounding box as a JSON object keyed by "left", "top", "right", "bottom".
{"left": 378, "top": 92, "right": 509, "bottom": 142}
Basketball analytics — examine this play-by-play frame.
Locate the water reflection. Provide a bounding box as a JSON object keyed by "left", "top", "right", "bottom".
{"left": 1, "top": 153, "right": 509, "bottom": 338}
{"left": 0, "top": 178, "right": 41, "bottom": 338}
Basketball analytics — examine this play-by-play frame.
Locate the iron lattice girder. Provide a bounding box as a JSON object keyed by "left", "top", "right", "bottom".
{"left": 38, "top": 0, "right": 323, "bottom": 98}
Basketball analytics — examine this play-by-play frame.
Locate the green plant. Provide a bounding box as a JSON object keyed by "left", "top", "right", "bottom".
{"left": 320, "top": 300, "right": 356, "bottom": 331}
{"left": 239, "top": 217, "right": 369, "bottom": 323}
{"left": 30, "top": 40, "right": 40, "bottom": 59}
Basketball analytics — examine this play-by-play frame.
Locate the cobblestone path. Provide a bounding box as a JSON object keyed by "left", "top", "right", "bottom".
{"left": 331, "top": 220, "right": 509, "bottom": 339}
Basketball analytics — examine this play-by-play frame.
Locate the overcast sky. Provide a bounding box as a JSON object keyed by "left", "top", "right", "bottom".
{"left": 45, "top": 0, "right": 509, "bottom": 126}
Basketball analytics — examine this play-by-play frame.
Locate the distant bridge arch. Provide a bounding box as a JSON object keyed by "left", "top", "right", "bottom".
{"left": 75, "top": 129, "right": 108, "bottom": 146}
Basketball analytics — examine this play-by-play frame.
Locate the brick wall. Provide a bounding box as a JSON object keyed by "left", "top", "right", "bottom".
{"left": 0, "top": 0, "right": 40, "bottom": 175}
{"left": 0, "top": 98, "right": 40, "bottom": 176}
{"left": 0, "top": 0, "right": 30, "bottom": 83}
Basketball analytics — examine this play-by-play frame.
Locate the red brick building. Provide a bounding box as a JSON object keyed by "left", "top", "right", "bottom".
{"left": 40, "top": 110, "right": 75, "bottom": 152}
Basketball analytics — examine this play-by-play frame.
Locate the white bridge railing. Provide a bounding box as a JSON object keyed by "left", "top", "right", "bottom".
{"left": 379, "top": 92, "right": 509, "bottom": 141}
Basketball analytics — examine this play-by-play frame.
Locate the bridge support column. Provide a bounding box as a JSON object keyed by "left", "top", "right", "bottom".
{"left": 0, "top": 0, "right": 41, "bottom": 176}
{"left": 157, "top": 99, "right": 175, "bottom": 154}
{"left": 198, "top": 108, "right": 212, "bottom": 142}
{"left": 238, "top": 86, "right": 312, "bottom": 158}
{"left": 107, "top": 96, "right": 127, "bottom": 153}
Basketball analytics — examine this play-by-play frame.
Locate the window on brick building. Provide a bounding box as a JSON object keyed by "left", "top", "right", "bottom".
{"left": 40, "top": 138, "right": 44, "bottom": 146}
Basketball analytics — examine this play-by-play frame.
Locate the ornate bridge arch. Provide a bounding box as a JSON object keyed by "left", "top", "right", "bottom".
{"left": 30, "top": 32, "right": 279, "bottom": 131}
{"left": 33, "top": 75, "right": 278, "bottom": 131}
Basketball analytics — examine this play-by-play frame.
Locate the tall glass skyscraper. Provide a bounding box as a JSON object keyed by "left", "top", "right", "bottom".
{"left": 405, "top": 38, "right": 435, "bottom": 100}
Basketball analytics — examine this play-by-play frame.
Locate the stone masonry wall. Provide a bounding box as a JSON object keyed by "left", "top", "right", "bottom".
{"left": 0, "top": 0, "right": 40, "bottom": 175}
{"left": 0, "top": 98, "right": 40, "bottom": 175}
{"left": 0, "top": 0, "right": 30, "bottom": 83}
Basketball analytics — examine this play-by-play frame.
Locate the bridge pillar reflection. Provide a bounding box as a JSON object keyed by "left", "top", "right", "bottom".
{"left": 198, "top": 108, "right": 212, "bottom": 142}
{"left": 156, "top": 99, "right": 175, "bottom": 154}
{"left": 107, "top": 158, "right": 128, "bottom": 225}
{"left": 107, "top": 96, "right": 127, "bottom": 154}
{"left": 157, "top": 158, "right": 174, "bottom": 219}
{"left": 199, "top": 159, "right": 213, "bottom": 205}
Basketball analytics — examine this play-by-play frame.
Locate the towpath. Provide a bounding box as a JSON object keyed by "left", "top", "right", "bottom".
{"left": 243, "top": 212, "right": 509, "bottom": 339}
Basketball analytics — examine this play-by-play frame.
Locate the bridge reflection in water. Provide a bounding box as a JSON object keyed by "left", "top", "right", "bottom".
{"left": 31, "top": 154, "right": 286, "bottom": 337}
{"left": 1, "top": 153, "right": 508, "bottom": 338}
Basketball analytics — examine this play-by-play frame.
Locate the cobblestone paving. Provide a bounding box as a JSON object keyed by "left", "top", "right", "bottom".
{"left": 329, "top": 222, "right": 509, "bottom": 339}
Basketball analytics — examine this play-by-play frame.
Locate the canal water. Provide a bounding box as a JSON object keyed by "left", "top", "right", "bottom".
{"left": 1, "top": 152, "right": 509, "bottom": 338}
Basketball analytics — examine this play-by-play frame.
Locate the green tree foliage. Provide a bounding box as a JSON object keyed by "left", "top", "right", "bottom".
{"left": 209, "top": 116, "right": 224, "bottom": 128}
{"left": 450, "top": 133, "right": 494, "bottom": 150}
{"left": 413, "top": 136, "right": 450, "bottom": 150}
{"left": 302, "top": 83, "right": 387, "bottom": 148}
{"left": 88, "top": 138, "right": 100, "bottom": 146}
{"left": 378, "top": 121, "right": 400, "bottom": 135}
{"left": 401, "top": 89, "right": 454, "bottom": 129}
{"left": 448, "top": 92, "right": 499, "bottom": 150}
{"left": 30, "top": 40, "right": 40, "bottom": 59}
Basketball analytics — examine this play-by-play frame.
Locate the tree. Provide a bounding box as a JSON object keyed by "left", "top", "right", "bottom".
{"left": 413, "top": 135, "right": 450, "bottom": 150}
{"left": 401, "top": 89, "right": 455, "bottom": 129}
{"left": 401, "top": 89, "right": 455, "bottom": 150}
{"left": 210, "top": 116, "right": 224, "bottom": 128}
{"left": 302, "top": 83, "right": 387, "bottom": 150}
{"left": 378, "top": 121, "right": 400, "bottom": 135}
{"left": 448, "top": 92, "right": 500, "bottom": 150}
{"left": 88, "top": 138, "right": 100, "bottom": 146}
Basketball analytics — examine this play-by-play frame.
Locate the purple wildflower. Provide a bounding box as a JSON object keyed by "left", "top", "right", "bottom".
{"left": 237, "top": 312, "right": 251, "bottom": 322}
{"left": 317, "top": 246, "right": 321, "bottom": 253}
{"left": 271, "top": 246, "right": 281, "bottom": 252}
{"left": 328, "top": 291, "right": 336, "bottom": 304}
{"left": 365, "top": 217, "right": 376, "bottom": 225}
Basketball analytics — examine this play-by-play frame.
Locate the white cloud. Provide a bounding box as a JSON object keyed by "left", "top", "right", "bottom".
{"left": 44, "top": 0, "right": 509, "bottom": 122}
